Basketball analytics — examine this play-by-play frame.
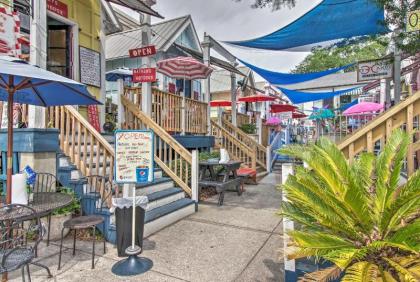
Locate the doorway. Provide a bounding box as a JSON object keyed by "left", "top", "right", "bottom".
{"left": 47, "top": 18, "right": 72, "bottom": 78}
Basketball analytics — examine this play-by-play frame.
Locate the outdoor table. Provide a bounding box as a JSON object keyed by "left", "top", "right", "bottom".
{"left": 0, "top": 192, "right": 73, "bottom": 278}
{"left": 199, "top": 160, "right": 243, "bottom": 205}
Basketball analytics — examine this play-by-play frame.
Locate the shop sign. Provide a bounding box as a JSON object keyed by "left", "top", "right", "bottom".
{"left": 114, "top": 130, "right": 154, "bottom": 184}
{"left": 79, "top": 47, "right": 101, "bottom": 87}
{"left": 87, "top": 105, "right": 101, "bottom": 133}
{"left": 47, "top": 0, "right": 68, "bottom": 18}
{"left": 357, "top": 58, "right": 393, "bottom": 82}
{"left": 133, "top": 68, "right": 156, "bottom": 83}
{"left": 407, "top": 10, "right": 420, "bottom": 32}
{"left": 129, "top": 45, "right": 156, "bottom": 58}
{"left": 278, "top": 111, "right": 293, "bottom": 120}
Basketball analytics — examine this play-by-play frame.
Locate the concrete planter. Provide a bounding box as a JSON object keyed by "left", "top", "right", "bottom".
{"left": 41, "top": 213, "right": 72, "bottom": 241}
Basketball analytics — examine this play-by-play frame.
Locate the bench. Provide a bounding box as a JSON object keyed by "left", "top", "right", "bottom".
{"left": 199, "top": 178, "right": 243, "bottom": 206}
{"left": 237, "top": 168, "right": 257, "bottom": 184}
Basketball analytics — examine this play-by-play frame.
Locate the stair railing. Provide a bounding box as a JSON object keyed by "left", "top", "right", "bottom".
{"left": 121, "top": 95, "right": 196, "bottom": 196}
{"left": 337, "top": 90, "right": 420, "bottom": 177}
{"left": 221, "top": 118, "right": 267, "bottom": 170}
{"left": 47, "top": 106, "right": 117, "bottom": 205}
{"left": 211, "top": 120, "right": 257, "bottom": 170}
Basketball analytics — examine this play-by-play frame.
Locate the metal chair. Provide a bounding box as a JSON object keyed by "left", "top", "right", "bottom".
{"left": 0, "top": 204, "right": 51, "bottom": 281}
{"left": 58, "top": 175, "right": 113, "bottom": 270}
{"left": 32, "top": 172, "right": 57, "bottom": 246}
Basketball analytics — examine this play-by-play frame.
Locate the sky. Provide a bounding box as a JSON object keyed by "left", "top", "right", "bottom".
{"left": 116, "top": 0, "right": 323, "bottom": 81}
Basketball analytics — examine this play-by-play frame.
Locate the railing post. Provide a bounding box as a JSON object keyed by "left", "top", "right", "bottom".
{"left": 266, "top": 145, "right": 271, "bottom": 173}
{"left": 191, "top": 150, "right": 199, "bottom": 211}
{"left": 181, "top": 93, "right": 186, "bottom": 135}
{"left": 117, "top": 79, "right": 125, "bottom": 129}
{"left": 252, "top": 146, "right": 257, "bottom": 170}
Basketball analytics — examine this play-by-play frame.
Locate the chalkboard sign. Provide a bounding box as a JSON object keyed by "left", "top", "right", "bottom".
{"left": 79, "top": 46, "right": 101, "bottom": 87}
{"left": 115, "top": 130, "right": 154, "bottom": 184}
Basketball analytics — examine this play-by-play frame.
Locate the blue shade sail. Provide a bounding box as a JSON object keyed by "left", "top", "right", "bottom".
{"left": 239, "top": 59, "right": 354, "bottom": 85}
{"left": 278, "top": 86, "right": 361, "bottom": 104}
{"left": 226, "top": 0, "right": 388, "bottom": 51}
{"left": 338, "top": 99, "right": 358, "bottom": 111}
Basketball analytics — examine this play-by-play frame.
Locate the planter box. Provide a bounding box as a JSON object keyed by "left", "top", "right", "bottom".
{"left": 0, "top": 128, "right": 59, "bottom": 153}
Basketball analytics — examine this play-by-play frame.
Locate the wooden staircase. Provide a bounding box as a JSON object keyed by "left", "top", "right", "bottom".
{"left": 337, "top": 90, "right": 420, "bottom": 177}
{"left": 47, "top": 105, "right": 197, "bottom": 243}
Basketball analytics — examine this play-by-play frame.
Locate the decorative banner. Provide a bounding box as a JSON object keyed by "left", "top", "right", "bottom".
{"left": 407, "top": 10, "right": 420, "bottom": 32}
{"left": 80, "top": 46, "right": 101, "bottom": 87}
{"left": 357, "top": 58, "right": 393, "bottom": 82}
{"left": 129, "top": 45, "right": 156, "bottom": 58}
{"left": 0, "top": 7, "right": 21, "bottom": 57}
{"left": 133, "top": 68, "right": 156, "bottom": 83}
{"left": 47, "top": 0, "right": 68, "bottom": 18}
{"left": 278, "top": 111, "right": 293, "bottom": 120}
{"left": 115, "top": 130, "right": 154, "bottom": 184}
{"left": 87, "top": 105, "right": 101, "bottom": 133}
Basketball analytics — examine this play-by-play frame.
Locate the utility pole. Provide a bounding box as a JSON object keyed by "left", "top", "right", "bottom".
{"left": 140, "top": 1, "right": 154, "bottom": 117}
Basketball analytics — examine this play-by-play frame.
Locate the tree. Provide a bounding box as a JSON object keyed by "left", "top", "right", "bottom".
{"left": 279, "top": 129, "right": 420, "bottom": 281}
{"left": 291, "top": 37, "right": 389, "bottom": 73}
{"left": 237, "top": 0, "right": 419, "bottom": 54}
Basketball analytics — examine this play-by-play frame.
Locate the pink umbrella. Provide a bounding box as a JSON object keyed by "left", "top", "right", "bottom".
{"left": 157, "top": 56, "right": 213, "bottom": 80}
{"left": 343, "top": 102, "right": 384, "bottom": 116}
{"left": 266, "top": 116, "right": 281, "bottom": 126}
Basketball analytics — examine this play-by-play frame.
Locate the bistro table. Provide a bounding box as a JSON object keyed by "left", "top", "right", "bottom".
{"left": 199, "top": 160, "right": 243, "bottom": 205}
{"left": 0, "top": 192, "right": 73, "bottom": 278}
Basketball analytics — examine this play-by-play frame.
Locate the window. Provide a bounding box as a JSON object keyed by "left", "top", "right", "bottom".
{"left": 47, "top": 19, "right": 71, "bottom": 78}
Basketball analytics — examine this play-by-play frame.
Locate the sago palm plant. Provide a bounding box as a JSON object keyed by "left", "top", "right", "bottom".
{"left": 279, "top": 129, "right": 419, "bottom": 281}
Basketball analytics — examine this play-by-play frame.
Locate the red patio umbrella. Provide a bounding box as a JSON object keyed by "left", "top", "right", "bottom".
{"left": 292, "top": 111, "right": 307, "bottom": 119}
{"left": 210, "top": 100, "right": 232, "bottom": 107}
{"left": 157, "top": 56, "right": 213, "bottom": 80}
{"left": 238, "top": 94, "right": 276, "bottom": 103}
{"left": 270, "top": 104, "right": 297, "bottom": 113}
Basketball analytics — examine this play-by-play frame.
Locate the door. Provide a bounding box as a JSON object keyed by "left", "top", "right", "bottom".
{"left": 47, "top": 24, "right": 71, "bottom": 78}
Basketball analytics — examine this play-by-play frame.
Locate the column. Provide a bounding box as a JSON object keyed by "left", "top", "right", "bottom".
{"left": 202, "top": 35, "right": 212, "bottom": 135}
{"left": 141, "top": 14, "right": 152, "bottom": 117}
{"left": 99, "top": 7, "right": 107, "bottom": 127}
{"left": 28, "top": 0, "right": 47, "bottom": 128}
{"left": 117, "top": 79, "right": 125, "bottom": 128}
{"left": 230, "top": 71, "right": 237, "bottom": 127}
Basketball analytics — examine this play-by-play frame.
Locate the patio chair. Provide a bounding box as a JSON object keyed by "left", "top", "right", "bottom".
{"left": 58, "top": 175, "right": 113, "bottom": 270}
{"left": 32, "top": 172, "right": 57, "bottom": 246}
{"left": 0, "top": 204, "right": 51, "bottom": 281}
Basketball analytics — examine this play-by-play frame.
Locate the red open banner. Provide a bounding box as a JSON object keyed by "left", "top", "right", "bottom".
{"left": 133, "top": 68, "right": 157, "bottom": 83}
{"left": 88, "top": 105, "right": 101, "bottom": 133}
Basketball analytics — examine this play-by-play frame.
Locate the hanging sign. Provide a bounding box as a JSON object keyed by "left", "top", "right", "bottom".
{"left": 47, "top": 0, "right": 68, "bottom": 18}
{"left": 129, "top": 45, "right": 156, "bottom": 58}
{"left": 357, "top": 58, "right": 393, "bottom": 82}
{"left": 407, "top": 10, "right": 420, "bottom": 32}
{"left": 278, "top": 111, "right": 293, "bottom": 120}
{"left": 133, "top": 68, "right": 156, "bottom": 83}
{"left": 115, "top": 130, "right": 154, "bottom": 184}
{"left": 87, "top": 105, "right": 101, "bottom": 133}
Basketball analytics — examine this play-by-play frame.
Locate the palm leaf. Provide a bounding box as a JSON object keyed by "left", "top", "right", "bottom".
{"left": 298, "top": 266, "right": 341, "bottom": 282}
{"left": 383, "top": 257, "right": 420, "bottom": 282}
{"left": 341, "top": 261, "right": 380, "bottom": 282}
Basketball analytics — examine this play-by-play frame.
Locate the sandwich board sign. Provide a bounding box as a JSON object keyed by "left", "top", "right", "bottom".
{"left": 115, "top": 130, "right": 154, "bottom": 184}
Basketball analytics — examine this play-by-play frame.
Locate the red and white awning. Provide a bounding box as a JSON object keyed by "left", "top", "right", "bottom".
{"left": 157, "top": 57, "right": 213, "bottom": 80}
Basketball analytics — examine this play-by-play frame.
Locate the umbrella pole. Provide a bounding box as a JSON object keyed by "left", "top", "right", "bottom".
{"left": 6, "top": 86, "right": 15, "bottom": 204}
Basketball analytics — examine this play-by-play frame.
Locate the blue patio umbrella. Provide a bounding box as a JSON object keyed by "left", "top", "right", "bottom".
{"left": 105, "top": 68, "right": 133, "bottom": 82}
{"left": 0, "top": 56, "right": 101, "bottom": 204}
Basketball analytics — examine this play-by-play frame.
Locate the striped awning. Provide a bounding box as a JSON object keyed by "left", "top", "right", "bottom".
{"left": 157, "top": 57, "right": 213, "bottom": 80}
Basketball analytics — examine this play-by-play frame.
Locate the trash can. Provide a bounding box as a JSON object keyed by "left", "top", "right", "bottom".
{"left": 112, "top": 196, "right": 149, "bottom": 257}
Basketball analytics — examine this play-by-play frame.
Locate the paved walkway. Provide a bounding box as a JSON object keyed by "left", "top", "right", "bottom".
{"left": 9, "top": 173, "right": 284, "bottom": 282}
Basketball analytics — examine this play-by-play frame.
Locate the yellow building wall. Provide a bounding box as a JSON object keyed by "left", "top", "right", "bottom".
{"left": 59, "top": 0, "right": 102, "bottom": 118}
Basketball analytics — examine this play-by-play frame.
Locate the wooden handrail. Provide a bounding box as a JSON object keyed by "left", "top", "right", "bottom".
{"left": 211, "top": 120, "right": 257, "bottom": 170}
{"left": 221, "top": 118, "right": 267, "bottom": 170}
{"left": 47, "top": 106, "right": 116, "bottom": 205}
{"left": 124, "top": 87, "right": 208, "bottom": 135}
{"left": 121, "top": 95, "right": 193, "bottom": 196}
{"left": 337, "top": 90, "right": 420, "bottom": 176}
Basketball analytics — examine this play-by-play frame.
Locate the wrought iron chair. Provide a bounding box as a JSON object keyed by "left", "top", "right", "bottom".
{"left": 0, "top": 204, "right": 51, "bottom": 281}
{"left": 58, "top": 175, "right": 113, "bottom": 270}
{"left": 32, "top": 172, "right": 57, "bottom": 246}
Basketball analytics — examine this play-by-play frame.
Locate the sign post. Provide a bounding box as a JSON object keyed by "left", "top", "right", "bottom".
{"left": 113, "top": 130, "right": 154, "bottom": 276}
{"left": 406, "top": 10, "right": 420, "bottom": 32}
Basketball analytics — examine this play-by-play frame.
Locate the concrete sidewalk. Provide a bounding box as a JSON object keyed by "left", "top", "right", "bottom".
{"left": 9, "top": 173, "right": 284, "bottom": 282}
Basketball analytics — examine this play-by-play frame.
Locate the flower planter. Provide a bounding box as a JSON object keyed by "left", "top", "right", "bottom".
{"left": 41, "top": 213, "right": 72, "bottom": 241}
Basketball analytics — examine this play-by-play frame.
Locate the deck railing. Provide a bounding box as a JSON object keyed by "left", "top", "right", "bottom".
{"left": 221, "top": 118, "right": 267, "bottom": 170}
{"left": 47, "top": 106, "right": 116, "bottom": 205}
{"left": 124, "top": 87, "right": 208, "bottom": 135}
{"left": 211, "top": 120, "right": 256, "bottom": 170}
{"left": 121, "top": 95, "right": 196, "bottom": 196}
{"left": 337, "top": 90, "right": 420, "bottom": 177}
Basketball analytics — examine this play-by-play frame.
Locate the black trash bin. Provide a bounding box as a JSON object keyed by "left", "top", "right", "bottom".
{"left": 113, "top": 198, "right": 148, "bottom": 257}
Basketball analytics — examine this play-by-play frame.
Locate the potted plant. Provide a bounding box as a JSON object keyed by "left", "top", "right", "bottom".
{"left": 41, "top": 187, "right": 80, "bottom": 241}
{"left": 279, "top": 129, "right": 420, "bottom": 281}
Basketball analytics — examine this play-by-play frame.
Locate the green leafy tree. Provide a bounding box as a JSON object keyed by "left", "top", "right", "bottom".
{"left": 279, "top": 129, "right": 420, "bottom": 281}
{"left": 292, "top": 37, "right": 389, "bottom": 73}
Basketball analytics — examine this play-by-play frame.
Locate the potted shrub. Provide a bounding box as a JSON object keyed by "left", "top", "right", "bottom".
{"left": 279, "top": 129, "right": 420, "bottom": 281}
{"left": 42, "top": 187, "right": 80, "bottom": 241}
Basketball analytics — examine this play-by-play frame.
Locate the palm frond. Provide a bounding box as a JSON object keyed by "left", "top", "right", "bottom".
{"left": 298, "top": 266, "right": 341, "bottom": 282}
{"left": 341, "top": 261, "right": 380, "bottom": 282}
{"left": 383, "top": 257, "right": 420, "bottom": 282}
{"left": 389, "top": 219, "right": 420, "bottom": 250}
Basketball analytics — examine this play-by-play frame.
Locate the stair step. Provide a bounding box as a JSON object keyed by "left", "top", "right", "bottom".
{"left": 146, "top": 187, "right": 185, "bottom": 211}
{"left": 135, "top": 177, "right": 175, "bottom": 196}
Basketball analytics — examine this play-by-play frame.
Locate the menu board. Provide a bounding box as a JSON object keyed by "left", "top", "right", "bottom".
{"left": 115, "top": 130, "right": 154, "bottom": 184}
{"left": 79, "top": 46, "right": 101, "bottom": 87}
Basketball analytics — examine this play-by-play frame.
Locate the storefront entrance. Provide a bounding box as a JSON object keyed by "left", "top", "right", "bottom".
{"left": 47, "top": 18, "right": 71, "bottom": 78}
